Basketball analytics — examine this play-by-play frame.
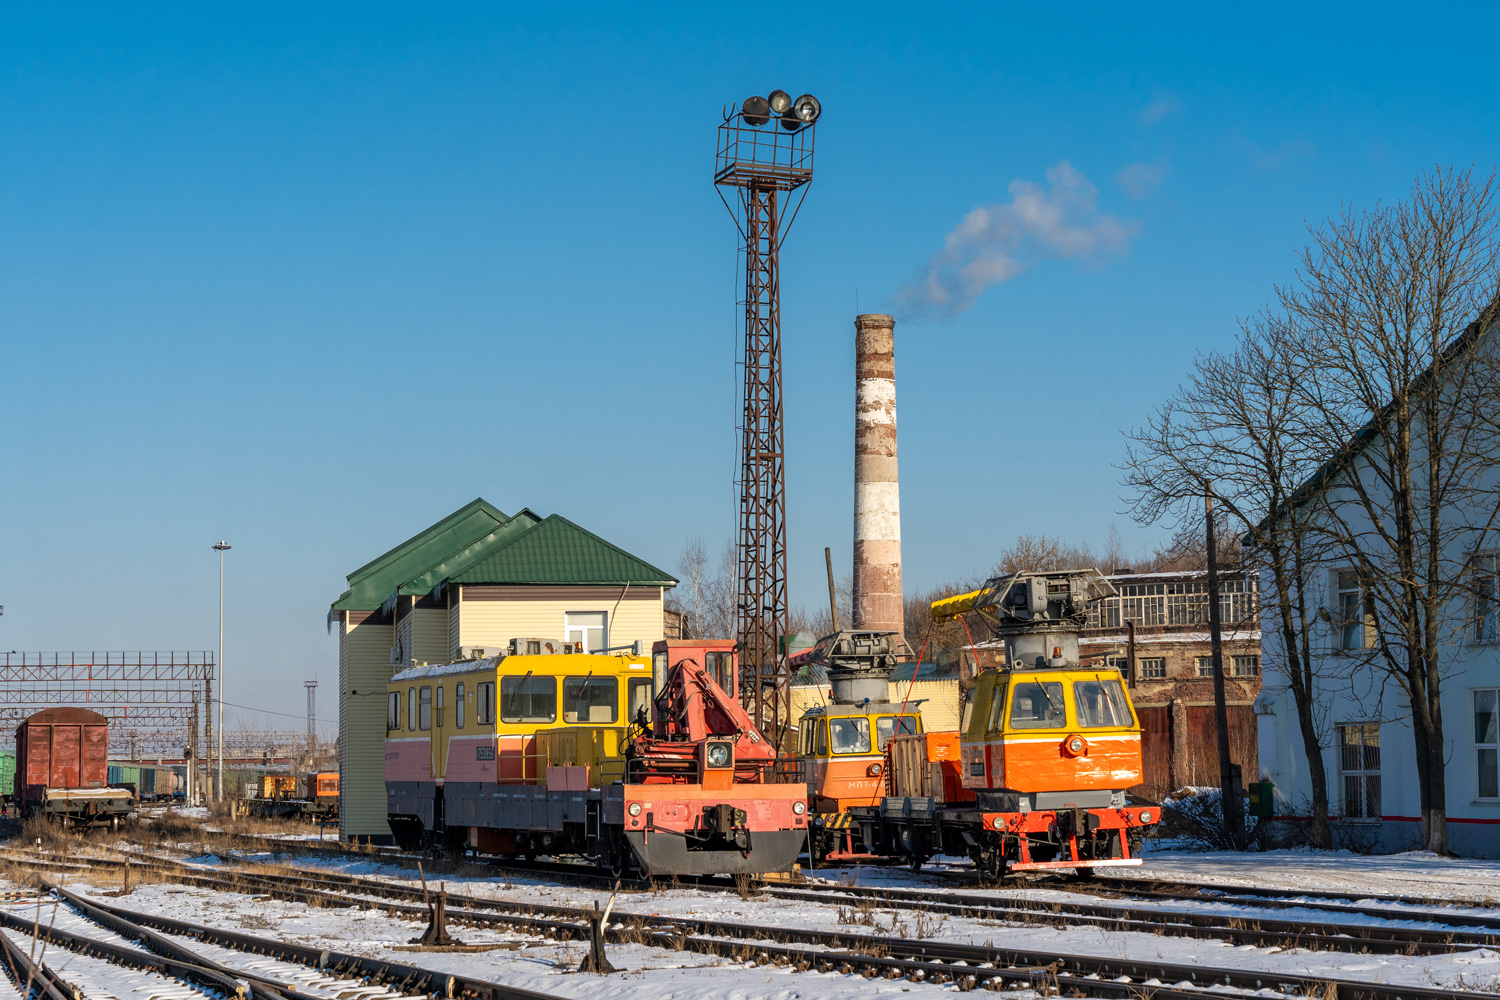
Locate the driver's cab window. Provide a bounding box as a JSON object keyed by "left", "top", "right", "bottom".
{"left": 1008, "top": 681, "right": 1067, "bottom": 729}
{"left": 814, "top": 719, "right": 829, "bottom": 756}
{"left": 876, "top": 715, "right": 918, "bottom": 751}
{"left": 830, "top": 717, "right": 872, "bottom": 754}
{"left": 628, "top": 676, "right": 654, "bottom": 727}
{"left": 987, "top": 683, "right": 1012, "bottom": 733}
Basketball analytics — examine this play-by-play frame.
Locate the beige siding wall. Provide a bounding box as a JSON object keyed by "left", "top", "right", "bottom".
{"left": 789, "top": 678, "right": 962, "bottom": 739}
{"left": 340, "top": 614, "right": 394, "bottom": 840}
{"left": 447, "top": 591, "right": 462, "bottom": 660}
{"left": 410, "top": 608, "right": 450, "bottom": 666}
{"left": 458, "top": 586, "right": 664, "bottom": 653}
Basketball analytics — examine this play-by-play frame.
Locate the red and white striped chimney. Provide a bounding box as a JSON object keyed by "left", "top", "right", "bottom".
{"left": 853, "top": 313, "right": 904, "bottom": 639}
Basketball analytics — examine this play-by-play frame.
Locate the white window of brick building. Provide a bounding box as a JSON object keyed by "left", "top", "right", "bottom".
{"left": 1139, "top": 657, "right": 1166, "bottom": 679}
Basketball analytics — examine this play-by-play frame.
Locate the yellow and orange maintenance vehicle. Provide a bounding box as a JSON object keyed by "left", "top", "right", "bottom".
{"left": 798, "top": 569, "right": 1159, "bottom": 879}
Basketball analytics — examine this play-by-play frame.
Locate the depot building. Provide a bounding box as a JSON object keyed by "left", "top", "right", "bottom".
{"left": 328, "top": 498, "right": 677, "bottom": 843}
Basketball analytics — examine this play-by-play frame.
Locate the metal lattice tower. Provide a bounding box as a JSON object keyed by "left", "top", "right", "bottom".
{"left": 714, "top": 92, "right": 819, "bottom": 741}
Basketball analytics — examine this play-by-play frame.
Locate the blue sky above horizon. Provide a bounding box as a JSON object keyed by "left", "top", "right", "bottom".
{"left": 4, "top": 5, "right": 1499, "bottom": 729}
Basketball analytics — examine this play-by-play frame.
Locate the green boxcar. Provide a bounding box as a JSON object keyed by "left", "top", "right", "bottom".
{"left": 0, "top": 752, "right": 15, "bottom": 799}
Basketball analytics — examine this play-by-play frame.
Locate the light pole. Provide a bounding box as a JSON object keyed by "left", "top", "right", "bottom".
{"left": 212, "top": 541, "right": 231, "bottom": 802}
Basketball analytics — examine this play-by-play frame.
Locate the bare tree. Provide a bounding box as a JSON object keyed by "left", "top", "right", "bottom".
{"left": 993, "top": 533, "right": 1100, "bottom": 575}
{"left": 1122, "top": 315, "right": 1334, "bottom": 847}
{"left": 1282, "top": 166, "right": 1500, "bottom": 854}
{"left": 666, "top": 537, "right": 739, "bottom": 639}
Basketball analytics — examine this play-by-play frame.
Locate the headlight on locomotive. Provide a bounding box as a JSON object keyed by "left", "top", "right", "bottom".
{"left": 1139, "top": 809, "right": 1153, "bottom": 824}
{"left": 705, "top": 741, "right": 732, "bottom": 768}
{"left": 792, "top": 800, "right": 806, "bottom": 815}
{"left": 628, "top": 802, "right": 643, "bottom": 817}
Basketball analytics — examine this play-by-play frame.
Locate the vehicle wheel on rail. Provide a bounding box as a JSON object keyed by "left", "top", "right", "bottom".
{"left": 908, "top": 853, "right": 929, "bottom": 873}
{"left": 808, "top": 832, "right": 827, "bottom": 871}
{"left": 524, "top": 851, "right": 537, "bottom": 863}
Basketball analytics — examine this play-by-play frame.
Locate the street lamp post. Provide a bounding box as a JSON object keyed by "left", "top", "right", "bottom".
{"left": 212, "top": 541, "right": 231, "bottom": 802}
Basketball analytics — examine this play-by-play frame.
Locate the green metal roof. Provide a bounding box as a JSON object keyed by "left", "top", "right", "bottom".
{"left": 449, "top": 514, "right": 678, "bottom": 587}
{"left": 397, "top": 509, "right": 543, "bottom": 596}
{"left": 331, "top": 498, "right": 508, "bottom": 611}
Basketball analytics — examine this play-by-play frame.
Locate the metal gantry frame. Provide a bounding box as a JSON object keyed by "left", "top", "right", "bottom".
{"left": 0, "top": 652, "right": 212, "bottom": 759}
{"left": 714, "top": 101, "right": 816, "bottom": 743}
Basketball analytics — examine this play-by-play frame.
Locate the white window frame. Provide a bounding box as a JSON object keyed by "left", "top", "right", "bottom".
{"left": 564, "top": 611, "right": 608, "bottom": 653}
{"left": 1472, "top": 554, "right": 1499, "bottom": 645}
{"left": 1138, "top": 657, "right": 1166, "bottom": 680}
{"left": 1232, "top": 655, "right": 1260, "bottom": 677}
{"left": 1334, "top": 569, "right": 1375, "bottom": 652}
{"left": 1476, "top": 688, "right": 1499, "bottom": 802}
{"left": 1195, "top": 656, "right": 1216, "bottom": 678}
{"left": 1337, "top": 722, "right": 1382, "bottom": 822}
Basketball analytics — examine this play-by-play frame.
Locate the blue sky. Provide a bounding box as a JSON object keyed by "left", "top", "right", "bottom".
{"left": 4, "top": 5, "right": 1498, "bottom": 728}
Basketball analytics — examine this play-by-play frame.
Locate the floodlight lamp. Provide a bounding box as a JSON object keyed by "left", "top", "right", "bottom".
{"left": 779, "top": 109, "right": 800, "bottom": 131}
{"left": 767, "top": 90, "right": 792, "bottom": 114}
{"left": 792, "top": 93, "right": 821, "bottom": 123}
{"left": 742, "top": 96, "right": 771, "bottom": 126}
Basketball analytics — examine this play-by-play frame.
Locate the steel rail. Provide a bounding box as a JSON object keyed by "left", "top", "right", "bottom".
{"left": 20, "top": 851, "right": 1494, "bottom": 1000}
{"left": 171, "top": 848, "right": 1500, "bottom": 956}
{"left": 0, "top": 906, "right": 71, "bottom": 1000}
{"left": 13, "top": 846, "right": 1498, "bottom": 960}
{"left": 40, "top": 881, "right": 564, "bottom": 1000}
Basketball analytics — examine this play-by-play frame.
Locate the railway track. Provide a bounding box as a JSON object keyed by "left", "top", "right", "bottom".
{"left": 0, "top": 875, "right": 565, "bottom": 1000}
{"left": 5, "top": 848, "right": 1497, "bottom": 999}
{"left": 227, "top": 829, "right": 1500, "bottom": 919}
{"left": 185, "top": 844, "right": 1500, "bottom": 955}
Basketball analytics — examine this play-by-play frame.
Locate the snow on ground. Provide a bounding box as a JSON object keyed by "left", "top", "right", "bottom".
{"left": 130, "top": 851, "right": 1500, "bottom": 995}
{"left": 1122, "top": 847, "right": 1500, "bottom": 903}
{"left": 0, "top": 926, "right": 211, "bottom": 1000}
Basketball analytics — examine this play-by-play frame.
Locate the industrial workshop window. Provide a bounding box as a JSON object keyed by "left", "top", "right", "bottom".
{"left": 455, "top": 682, "right": 465, "bottom": 729}
{"left": 564, "top": 676, "right": 618, "bottom": 724}
{"left": 501, "top": 674, "right": 556, "bottom": 724}
{"left": 1009, "top": 681, "right": 1066, "bottom": 729}
{"left": 476, "top": 681, "right": 495, "bottom": 725}
{"left": 829, "top": 717, "right": 872, "bottom": 754}
{"left": 1232, "top": 655, "right": 1260, "bottom": 676}
{"left": 1338, "top": 723, "right": 1381, "bottom": 821}
{"left": 418, "top": 686, "right": 432, "bottom": 731}
{"left": 1139, "top": 658, "right": 1166, "bottom": 679}
{"left": 1473, "top": 556, "right": 1499, "bottom": 644}
{"left": 1336, "top": 571, "right": 1375, "bottom": 650}
{"left": 387, "top": 692, "right": 400, "bottom": 732}
{"left": 1477, "top": 690, "right": 1499, "bottom": 800}
{"left": 565, "top": 612, "right": 607, "bottom": 653}
{"left": 1196, "top": 656, "right": 1217, "bottom": 677}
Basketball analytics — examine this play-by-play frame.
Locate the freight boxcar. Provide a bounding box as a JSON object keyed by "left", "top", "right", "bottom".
{"left": 0, "top": 751, "right": 16, "bottom": 809}
{"left": 18, "top": 708, "right": 133, "bottom": 827}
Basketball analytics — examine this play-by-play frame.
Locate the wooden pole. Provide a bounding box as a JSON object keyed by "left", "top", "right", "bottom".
{"left": 1206, "top": 491, "right": 1245, "bottom": 847}
{"left": 824, "top": 547, "right": 841, "bottom": 632}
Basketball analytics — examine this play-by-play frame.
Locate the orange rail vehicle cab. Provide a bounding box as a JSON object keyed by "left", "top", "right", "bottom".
{"left": 960, "top": 668, "right": 1143, "bottom": 793}
{"left": 798, "top": 704, "right": 922, "bottom": 813}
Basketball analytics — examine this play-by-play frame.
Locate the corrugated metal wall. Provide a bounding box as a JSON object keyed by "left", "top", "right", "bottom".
{"left": 340, "top": 613, "right": 394, "bottom": 840}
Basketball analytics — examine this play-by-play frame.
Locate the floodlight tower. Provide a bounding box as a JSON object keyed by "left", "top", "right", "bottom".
{"left": 714, "top": 90, "right": 821, "bottom": 742}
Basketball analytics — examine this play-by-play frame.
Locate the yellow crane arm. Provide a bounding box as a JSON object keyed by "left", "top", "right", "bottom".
{"left": 930, "top": 588, "right": 987, "bottom": 622}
